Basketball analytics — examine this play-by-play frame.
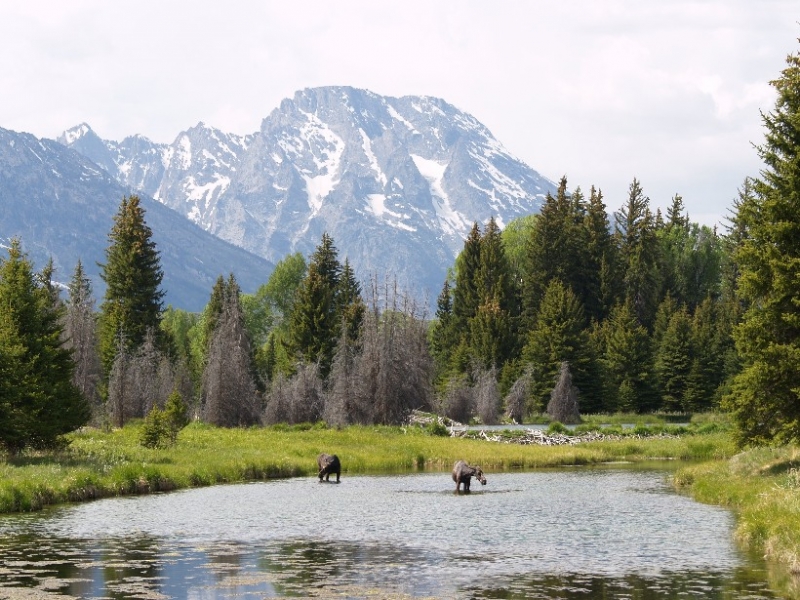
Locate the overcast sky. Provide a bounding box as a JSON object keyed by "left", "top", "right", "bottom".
{"left": 1, "top": 2, "right": 796, "bottom": 227}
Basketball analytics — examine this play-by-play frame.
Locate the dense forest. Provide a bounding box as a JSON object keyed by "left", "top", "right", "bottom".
{"left": 3, "top": 41, "right": 800, "bottom": 452}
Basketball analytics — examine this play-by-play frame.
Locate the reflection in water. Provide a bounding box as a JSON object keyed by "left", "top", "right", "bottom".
{"left": 0, "top": 468, "right": 781, "bottom": 599}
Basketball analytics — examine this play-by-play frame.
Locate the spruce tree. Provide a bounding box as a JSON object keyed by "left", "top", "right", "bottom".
{"left": 601, "top": 301, "right": 657, "bottom": 413}
{"left": 287, "top": 233, "right": 343, "bottom": 377}
{"left": 452, "top": 222, "right": 482, "bottom": 334}
{"left": 614, "top": 179, "right": 661, "bottom": 330}
{"left": 521, "top": 279, "right": 596, "bottom": 412}
{"left": 0, "top": 240, "right": 89, "bottom": 452}
{"left": 471, "top": 217, "right": 516, "bottom": 367}
{"left": 654, "top": 306, "right": 693, "bottom": 412}
{"left": 583, "top": 186, "right": 619, "bottom": 321}
{"left": 98, "top": 195, "right": 166, "bottom": 375}
{"left": 724, "top": 41, "right": 800, "bottom": 445}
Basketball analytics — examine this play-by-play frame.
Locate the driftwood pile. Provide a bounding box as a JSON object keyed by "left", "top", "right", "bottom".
{"left": 451, "top": 428, "right": 611, "bottom": 445}
{"left": 407, "top": 411, "right": 681, "bottom": 446}
{"left": 450, "top": 428, "right": 681, "bottom": 445}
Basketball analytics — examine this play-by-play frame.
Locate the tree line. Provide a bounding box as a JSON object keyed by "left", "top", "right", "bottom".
{"left": 3, "top": 40, "right": 800, "bottom": 451}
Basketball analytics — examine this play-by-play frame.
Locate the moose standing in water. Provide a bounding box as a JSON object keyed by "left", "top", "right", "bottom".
{"left": 452, "top": 460, "right": 487, "bottom": 493}
{"left": 317, "top": 453, "right": 341, "bottom": 483}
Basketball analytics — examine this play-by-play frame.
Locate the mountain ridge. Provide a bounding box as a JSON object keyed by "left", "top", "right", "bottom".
{"left": 58, "top": 86, "right": 555, "bottom": 298}
{"left": 0, "top": 126, "right": 274, "bottom": 311}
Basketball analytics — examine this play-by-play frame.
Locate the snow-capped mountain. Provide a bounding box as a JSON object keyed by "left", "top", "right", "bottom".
{"left": 0, "top": 127, "right": 273, "bottom": 311}
{"left": 59, "top": 87, "right": 555, "bottom": 297}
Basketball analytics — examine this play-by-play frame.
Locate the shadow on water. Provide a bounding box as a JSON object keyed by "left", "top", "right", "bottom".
{"left": 0, "top": 468, "right": 784, "bottom": 599}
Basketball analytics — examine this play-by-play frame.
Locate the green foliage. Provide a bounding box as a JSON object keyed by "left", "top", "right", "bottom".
{"left": 140, "top": 389, "right": 189, "bottom": 449}
{"left": 0, "top": 240, "right": 90, "bottom": 453}
{"left": 724, "top": 41, "right": 800, "bottom": 445}
{"left": 600, "top": 302, "right": 657, "bottom": 413}
{"left": 287, "top": 233, "right": 344, "bottom": 377}
{"left": 140, "top": 406, "right": 169, "bottom": 449}
{"left": 546, "top": 421, "right": 568, "bottom": 434}
{"left": 98, "top": 196, "right": 166, "bottom": 375}
{"left": 614, "top": 179, "right": 661, "bottom": 330}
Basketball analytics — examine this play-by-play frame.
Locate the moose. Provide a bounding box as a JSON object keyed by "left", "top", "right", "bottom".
{"left": 452, "top": 460, "right": 487, "bottom": 493}
{"left": 317, "top": 453, "right": 341, "bottom": 483}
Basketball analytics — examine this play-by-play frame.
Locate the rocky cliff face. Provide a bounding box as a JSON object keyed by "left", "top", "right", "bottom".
{"left": 59, "top": 86, "right": 555, "bottom": 298}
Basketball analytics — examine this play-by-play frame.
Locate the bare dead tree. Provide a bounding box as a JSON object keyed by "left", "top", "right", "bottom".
{"left": 62, "top": 270, "right": 103, "bottom": 424}
{"left": 437, "top": 374, "right": 473, "bottom": 424}
{"left": 323, "top": 321, "right": 358, "bottom": 426}
{"left": 350, "top": 277, "right": 433, "bottom": 425}
{"left": 504, "top": 369, "right": 533, "bottom": 424}
{"left": 473, "top": 364, "right": 500, "bottom": 425}
{"left": 202, "top": 290, "right": 260, "bottom": 427}
{"left": 546, "top": 361, "right": 581, "bottom": 424}
{"left": 129, "top": 329, "right": 162, "bottom": 417}
{"left": 107, "top": 335, "right": 133, "bottom": 428}
{"left": 262, "top": 373, "right": 289, "bottom": 425}
{"left": 263, "top": 363, "right": 324, "bottom": 424}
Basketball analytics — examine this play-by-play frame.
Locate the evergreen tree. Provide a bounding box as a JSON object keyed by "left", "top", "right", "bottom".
{"left": 471, "top": 216, "right": 517, "bottom": 367}
{"left": 0, "top": 240, "right": 89, "bottom": 452}
{"left": 521, "top": 279, "right": 596, "bottom": 412}
{"left": 654, "top": 305, "right": 693, "bottom": 412}
{"left": 98, "top": 195, "right": 166, "bottom": 375}
{"left": 287, "top": 233, "right": 342, "bottom": 377}
{"left": 614, "top": 179, "right": 661, "bottom": 330}
{"left": 684, "top": 296, "right": 724, "bottom": 411}
{"left": 523, "top": 177, "right": 588, "bottom": 325}
{"left": 452, "top": 222, "right": 482, "bottom": 333}
{"left": 583, "top": 186, "right": 619, "bottom": 321}
{"left": 601, "top": 301, "right": 657, "bottom": 412}
{"left": 429, "top": 278, "right": 458, "bottom": 381}
{"left": 724, "top": 41, "right": 800, "bottom": 445}
{"left": 337, "top": 258, "right": 366, "bottom": 347}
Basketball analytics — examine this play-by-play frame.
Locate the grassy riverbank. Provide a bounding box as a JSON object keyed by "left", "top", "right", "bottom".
{"left": 675, "top": 446, "right": 800, "bottom": 597}
{"left": 0, "top": 420, "right": 733, "bottom": 514}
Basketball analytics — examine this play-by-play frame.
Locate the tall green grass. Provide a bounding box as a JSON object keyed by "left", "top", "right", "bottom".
{"left": 0, "top": 422, "right": 734, "bottom": 514}
{"left": 674, "top": 445, "right": 800, "bottom": 596}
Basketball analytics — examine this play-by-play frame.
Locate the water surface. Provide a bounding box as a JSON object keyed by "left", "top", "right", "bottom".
{"left": 0, "top": 467, "right": 779, "bottom": 599}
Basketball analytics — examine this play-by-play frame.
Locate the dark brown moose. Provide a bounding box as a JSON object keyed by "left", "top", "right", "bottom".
{"left": 452, "top": 460, "right": 487, "bottom": 493}
{"left": 317, "top": 453, "right": 341, "bottom": 483}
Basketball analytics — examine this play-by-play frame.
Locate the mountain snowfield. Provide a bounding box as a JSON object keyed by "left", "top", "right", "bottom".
{"left": 59, "top": 86, "right": 556, "bottom": 298}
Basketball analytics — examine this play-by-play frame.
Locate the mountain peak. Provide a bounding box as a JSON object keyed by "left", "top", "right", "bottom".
{"left": 57, "top": 123, "right": 95, "bottom": 145}
{"left": 57, "top": 87, "right": 555, "bottom": 300}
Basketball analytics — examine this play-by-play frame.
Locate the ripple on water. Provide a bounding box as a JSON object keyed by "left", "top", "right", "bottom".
{"left": 0, "top": 468, "right": 779, "bottom": 599}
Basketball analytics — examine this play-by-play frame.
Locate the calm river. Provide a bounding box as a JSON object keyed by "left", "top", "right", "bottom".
{"left": 0, "top": 466, "right": 780, "bottom": 599}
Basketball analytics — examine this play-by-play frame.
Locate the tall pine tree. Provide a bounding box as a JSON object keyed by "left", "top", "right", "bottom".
{"left": 0, "top": 240, "right": 89, "bottom": 452}
{"left": 724, "top": 40, "right": 800, "bottom": 444}
{"left": 98, "top": 195, "right": 166, "bottom": 375}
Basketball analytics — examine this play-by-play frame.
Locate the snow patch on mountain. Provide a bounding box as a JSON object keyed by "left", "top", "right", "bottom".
{"left": 360, "top": 129, "right": 386, "bottom": 186}
{"left": 57, "top": 86, "right": 555, "bottom": 300}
